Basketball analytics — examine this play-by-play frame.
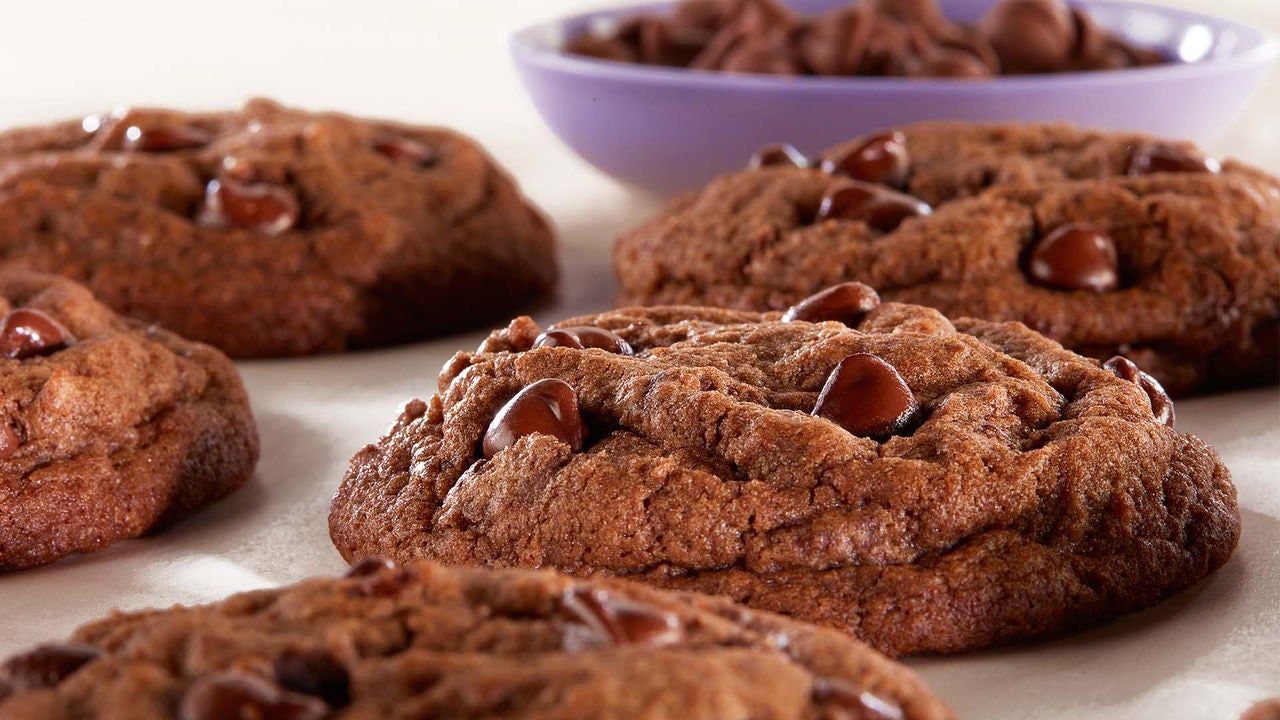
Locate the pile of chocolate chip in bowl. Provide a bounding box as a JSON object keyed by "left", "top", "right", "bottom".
{"left": 567, "top": 0, "right": 1166, "bottom": 77}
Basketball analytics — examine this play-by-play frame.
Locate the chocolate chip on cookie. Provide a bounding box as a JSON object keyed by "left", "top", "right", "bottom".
{"left": 0, "top": 308, "right": 75, "bottom": 359}
{"left": 121, "top": 124, "right": 212, "bottom": 153}
{"left": 1128, "top": 142, "right": 1221, "bottom": 176}
{"left": 1026, "top": 223, "right": 1119, "bottom": 292}
{"left": 782, "top": 282, "right": 882, "bottom": 325}
{"left": 820, "top": 131, "right": 911, "bottom": 188}
{"left": 813, "top": 353, "right": 920, "bottom": 440}
{"left": 199, "top": 177, "right": 301, "bottom": 235}
{"left": 749, "top": 142, "right": 810, "bottom": 169}
{"left": 816, "top": 182, "right": 932, "bottom": 232}
{"left": 482, "top": 379, "right": 587, "bottom": 458}
{"left": 533, "top": 326, "right": 634, "bottom": 354}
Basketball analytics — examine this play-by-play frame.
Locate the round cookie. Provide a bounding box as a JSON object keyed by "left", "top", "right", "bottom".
{"left": 329, "top": 290, "right": 1240, "bottom": 656}
{"left": 0, "top": 99, "right": 557, "bottom": 358}
{"left": 0, "top": 271, "right": 257, "bottom": 570}
{"left": 614, "top": 121, "right": 1280, "bottom": 395}
{"left": 0, "top": 558, "right": 953, "bottom": 719}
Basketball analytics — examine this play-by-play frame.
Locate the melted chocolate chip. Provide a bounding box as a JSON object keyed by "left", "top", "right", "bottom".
{"left": 482, "top": 379, "right": 587, "bottom": 458}
{"left": 179, "top": 672, "right": 328, "bottom": 720}
{"left": 273, "top": 649, "right": 351, "bottom": 708}
{"left": 121, "top": 125, "right": 212, "bottom": 153}
{"left": 0, "top": 308, "right": 75, "bottom": 359}
{"left": 533, "top": 327, "right": 633, "bottom": 355}
{"left": 813, "top": 354, "right": 919, "bottom": 441}
{"left": 820, "top": 131, "right": 910, "bottom": 188}
{"left": 812, "top": 677, "right": 905, "bottom": 720}
{"left": 749, "top": 142, "right": 809, "bottom": 169}
{"left": 0, "top": 644, "right": 101, "bottom": 692}
{"left": 200, "top": 178, "right": 300, "bottom": 236}
{"left": 815, "top": 183, "right": 931, "bottom": 232}
{"left": 782, "top": 282, "right": 881, "bottom": 326}
{"left": 1127, "top": 143, "right": 1220, "bottom": 176}
{"left": 1103, "top": 356, "right": 1175, "bottom": 426}
{"left": 373, "top": 134, "right": 438, "bottom": 167}
{"left": 343, "top": 557, "right": 407, "bottom": 597}
{"left": 0, "top": 422, "right": 19, "bottom": 461}
{"left": 1027, "top": 223, "right": 1119, "bottom": 292}
{"left": 560, "top": 587, "right": 684, "bottom": 648}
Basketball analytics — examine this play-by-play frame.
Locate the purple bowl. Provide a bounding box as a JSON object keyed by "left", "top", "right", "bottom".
{"left": 512, "top": 0, "right": 1278, "bottom": 196}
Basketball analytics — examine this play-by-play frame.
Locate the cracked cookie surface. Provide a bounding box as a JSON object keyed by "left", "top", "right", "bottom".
{"left": 0, "top": 559, "right": 952, "bottom": 719}
{"left": 329, "top": 299, "right": 1240, "bottom": 656}
{"left": 0, "top": 271, "right": 257, "bottom": 570}
{"left": 0, "top": 98, "right": 557, "bottom": 358}
{"left": 615, "top": 121, "right": 1280, "bottom": 395}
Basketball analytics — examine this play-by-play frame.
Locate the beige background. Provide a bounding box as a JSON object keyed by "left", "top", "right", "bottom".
{"left": 0, "top": 2, "right": 1277, "bottom": 718}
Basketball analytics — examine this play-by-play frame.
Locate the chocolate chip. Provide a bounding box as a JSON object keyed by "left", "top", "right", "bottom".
{"left": 820, "top": 131, "right": 910, "bottom": 188}
{"left": 179, "top": 672, "right": 328, "bottom": 720}
{"left": 273, "top": 649, "right": 351, "bottom": 708}
{"left": 978, "top": 0, "right": 1076, "bottom": 74}
{"left": 1127, "top": 143, "right": 1220, "bottom": 176}
{"left": 910, "top": 45, "right": 993, "bottom": 77}
{"left": 815, "top": 182, "right": 931, "bottom": 232}
{"left": 720, "top": 37, "right": 801, "bottom": 74}
{"left": 0, "top": 308, "right": 75, "bottom": 359}
{"left": 199, "top": 178, "right": 300, "bottom": 236}
{"left": 482, "top": 379, "right": 587, "bottom": 458}
{"left": 343, "top": 557, "right": 408, "bottom": 597}
{"left": 811, "top": 677, "right": 904, "bottom": 720}
{"left": 782, "top": 282, "right": 881, "bottom": 326}
{"left": 1027, "top": 223, "right": 1119, "bottom": 292}
{"left": 344, "top": 557, "right": 397, "bottom": 578}
{"left": 0, "top": 422, "right": 19, "bottom": 461}
{"left": 749, "top": 142, "right": 809, "bottom": 169}
{"left": 533, "top": 327, "right": 633, "bottom": 355}
{"left": 813, "top": 354, "right": 919, "bottom": 441}
{"left": 0, "top": 644, "right": 101, "bottom": 692}
{"left": 1103, "top": 356, "right": 1175, "bottom": 426}
{"left": 373, "top": 134, "right": 438, "bottom": 167}
{"left": 121, "top": 125, "right": 212, "bottom": 153}
{"left": 560, "top": 587, "right": 683, "bottom": 648}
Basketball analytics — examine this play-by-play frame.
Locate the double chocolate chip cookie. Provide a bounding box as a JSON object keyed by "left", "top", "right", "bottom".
{"left": 0, "top": 271, "right": 257, "bottom": 571}
{"left": 615, "top": 121, "right": 1280, "bottom": 395}
{"left": 0, "top": 558, "right": 952, "bottom": 719}
{"left": 329, "top": 287, "right": 1240, "bottom": 656}
{"left": 0, "top": 99, "right": 557, "bottom": 358}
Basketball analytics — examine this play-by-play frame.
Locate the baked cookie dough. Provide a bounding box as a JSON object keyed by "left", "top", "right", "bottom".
{"left": 0, "top": 558, "right": 952, "bottom": 719}
{"left": 615, "top": 122, "right": 1280, "bottom": 395}
{"left": 0, "top": 271, "right": 257, "bottom": 570}
{"left": 330, "top": 288, "right": 1240, "bottom": 655}
{"left": 0, "top": 99, "right": 558, "bottom": 357}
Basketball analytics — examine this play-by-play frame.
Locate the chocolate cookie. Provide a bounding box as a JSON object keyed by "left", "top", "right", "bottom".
{"left": 0, "top": 99, "right": 557, "bottom": 358}
{"left": 615, "top": 122, "right": 1280, "bottom": 395}
{"left": 0, "top": 271, "right": 257, "bottom": 570}
{"left": 0, "top": 558, "right": 953, "bottom": 719}
{"left": 329, "top": 292, "right": 1240, "bottom": 656}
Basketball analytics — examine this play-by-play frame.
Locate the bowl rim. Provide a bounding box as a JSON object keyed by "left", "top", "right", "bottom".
{"left": 511, "top": 0, "right": 1280, "bottom": 92}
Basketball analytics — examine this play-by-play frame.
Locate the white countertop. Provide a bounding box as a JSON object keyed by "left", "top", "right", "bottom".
{"left": 0, "top": 2, "right": 1277, "bottom": 718}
